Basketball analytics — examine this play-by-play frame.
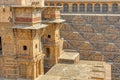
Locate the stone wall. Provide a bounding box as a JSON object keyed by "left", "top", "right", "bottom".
{"left": 61, "top": 14, "right": 120, "bottom": 80}
{"left": 0, "top": 23, "right": 17, "bottom": 79}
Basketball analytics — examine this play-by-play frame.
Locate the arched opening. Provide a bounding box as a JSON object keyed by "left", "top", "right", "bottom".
{"left": 57, "top": 3, "right": 62, "bottom": 6}
{"left": 95, "top": 4, "right": 100, "bottom": 12}
{"left": 87, "top": 4, "right": 93, "bottom": 12}
{"left": 72, "top": 4, "right": 78, "bottom": 12}
{"left": 112, "top": 3, "right": 118, "bottom": 12}
{"left": 45, "top": 3, "right": 48, "bottom": 6}
{"left": 50, "top": 3, "right": 54, "bottom": 6}
{"left": 79, "top": 4, "right": 85, "bottom": 12}
{"left": 63, "top": 4, "right": 69, "bottom": 12}
{"left": 102, "top": 4, "right": 108, "bottom": 12}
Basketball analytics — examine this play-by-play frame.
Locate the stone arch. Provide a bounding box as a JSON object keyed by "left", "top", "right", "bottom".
{"left": 79, "top": 4, "right": 85, "bottom": 12}
{"left": 102, "top": 4, "right": 108, "bottom": 12}
{"left": 50, "top": 2, "right": 54, "bottom": 6}
{"left": 87, "top": 3, "right": 93, "bottom": 12}
{"left": 72, "top": 3, "right": 78, "bottom": 12}
{"left": 56, "top": 3, "right": 62, "bottom": 6}
{"left": 63, "top": 4, "right": 69, "bottom": 12}
{"left": 95, "top": 4, "right": 100, "bottom": 12}
{"left": 112, "top": 3, "right": 118, "bottom": 12}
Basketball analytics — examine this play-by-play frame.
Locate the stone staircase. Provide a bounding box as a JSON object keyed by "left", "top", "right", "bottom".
{"left": 61, "top": 15, "right": 120, "bottom": 80}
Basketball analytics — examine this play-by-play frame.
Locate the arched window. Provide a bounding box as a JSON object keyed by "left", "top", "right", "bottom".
{"left": 112, "top": 3, "right": 118, "bottom": 12}
{"left": 57, "top": 3, "right": 62, "bottom": 6}
{"left": 102, "top": 4, "right": 108, "bottom": 12}
{"left": 80, "top": 4, "right": 85, "bottom": 12}
{"left": 45, "top": 3, "right": 48, "bottom": 6}
{"left": 72, "top": 4, "right": 78, "bottom": 12}
{"left": 87, "top": 4, "right": 92, "bottom": 12}
{"left": 50, "top": 3, "right": 54, "bottom": 6}
{"left": 95, "top": 4, "right": 100, "bottom": 12}
{"left": 63, "top": 4, "right": 69, "bottom": 12}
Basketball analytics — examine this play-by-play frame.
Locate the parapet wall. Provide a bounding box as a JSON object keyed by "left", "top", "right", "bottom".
{"left": 61, "top": 14, "right": 120, "bottom": 80}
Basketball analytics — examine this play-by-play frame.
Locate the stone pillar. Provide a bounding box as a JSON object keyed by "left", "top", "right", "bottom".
{"left": 54, "top": 2, "right": 57, "bottom": 6}
{"left": 100, "top": 3, "right": 103, "bottom": 13}
{"left": 85, "top": 3, "right": 87, "bottom": 13}
{"left": 33, "top": 63, "right": 36, "bottom": 79}
{"left": 36, "top": 61, "right": 39, "bottom": 77}
{"left": 39, "top": 61, "right": 41, "bottom": 75}
{"left": 118, "top": 3, "right": 120, "bottom": 13}
{"left": 93, "top": 3, "right": 95, "bottom": 13}
{"left": 41, "top": 59, "right": 44, "bottom": 74}
{"left": 108, "top": 3, "right": 112, "bottom": 13}
{"left": 61, "top": 3, "right": 64, "bottom": 13}
{"left": 69, "top": 3, "right": 73, "bottom": 13}
{"left": 76, "top": 3, "right": 79, "bottom": 13}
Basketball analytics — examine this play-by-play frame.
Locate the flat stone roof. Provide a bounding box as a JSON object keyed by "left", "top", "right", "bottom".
{"left": 45, "top": 60, "right": 111, "bottom": 80}
{"left": 12, "top": 24, "right": 47, "bottom": 30}
{"left": 59, "top": 52, "right": 79, "bottom": 60}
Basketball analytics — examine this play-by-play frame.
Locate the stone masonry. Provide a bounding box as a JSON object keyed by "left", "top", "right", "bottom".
{"left": 61, "top": 14, "right": 120, "bottom": 80}
{"left": 0, "top": 0, "right": 65, "bottom": 80}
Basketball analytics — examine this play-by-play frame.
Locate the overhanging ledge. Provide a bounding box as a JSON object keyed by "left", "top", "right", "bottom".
{"left": 42, "top": 19, "right": 66, "bottom": 24}
{"left": 12, "top": 24, "right": 47, "bottom": 30}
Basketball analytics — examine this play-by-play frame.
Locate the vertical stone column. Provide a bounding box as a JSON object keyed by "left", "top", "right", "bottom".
{"left": 108, "top": 3, "right": 112, "bottom": 13}
{"left": 100, "top": 3, "right": 103, "bottom": 13}
{"left": 61, "top": 3, "right": 64, "bottom": 13}
{"left": 36, "top": 61, "right": 39, "bottom": 77}
{"left": 69, "top": 3, "right": 73, "bottom": 13}
{"left": 41, "top": 59, "right": 44, "bottom": 74}
{"left": 77, "top": 3, "right": 79, "bottom": 13}
{"left": 33, "top": 62, "right": 36, "bottom": 79}
{"left": 118, "top": 3, "right": 120, "bottom": 13}
{"left": 54, "top": 2, "right": 56, "bottom": 6}
{"left": 85, "top": 3, "right": 87, "bottom": 13}
{"left": 39, "top": 61, "right": 41, "bottom": 75}
{"left": 93, "top": 3, "right": 95, "bottom": 13}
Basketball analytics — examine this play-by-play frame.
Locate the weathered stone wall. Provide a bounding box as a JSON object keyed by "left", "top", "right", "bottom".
{"left": 43, "top": 23, "right": 63, "bottom": 68}
{"left": 0, "top": 23, "right": 17, "bottom": 79}
{"left": 0, "top": 7, "right": 12, "bottom": 22}
{"left": 61, "top": 14, "right": 120, "bottom": 80}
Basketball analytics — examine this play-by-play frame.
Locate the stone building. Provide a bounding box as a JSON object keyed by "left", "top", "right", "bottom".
{"left": 0, "top": 0, "right": 112, "bottom": 80}
{"left": 0, "top": 0, "right": 64, "bottom": 80}
{"left": 45, "top": 0, "right": 120, "bottom": 80}
{"left": 45, "top": 0, "right": 120, "bottom": 14}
